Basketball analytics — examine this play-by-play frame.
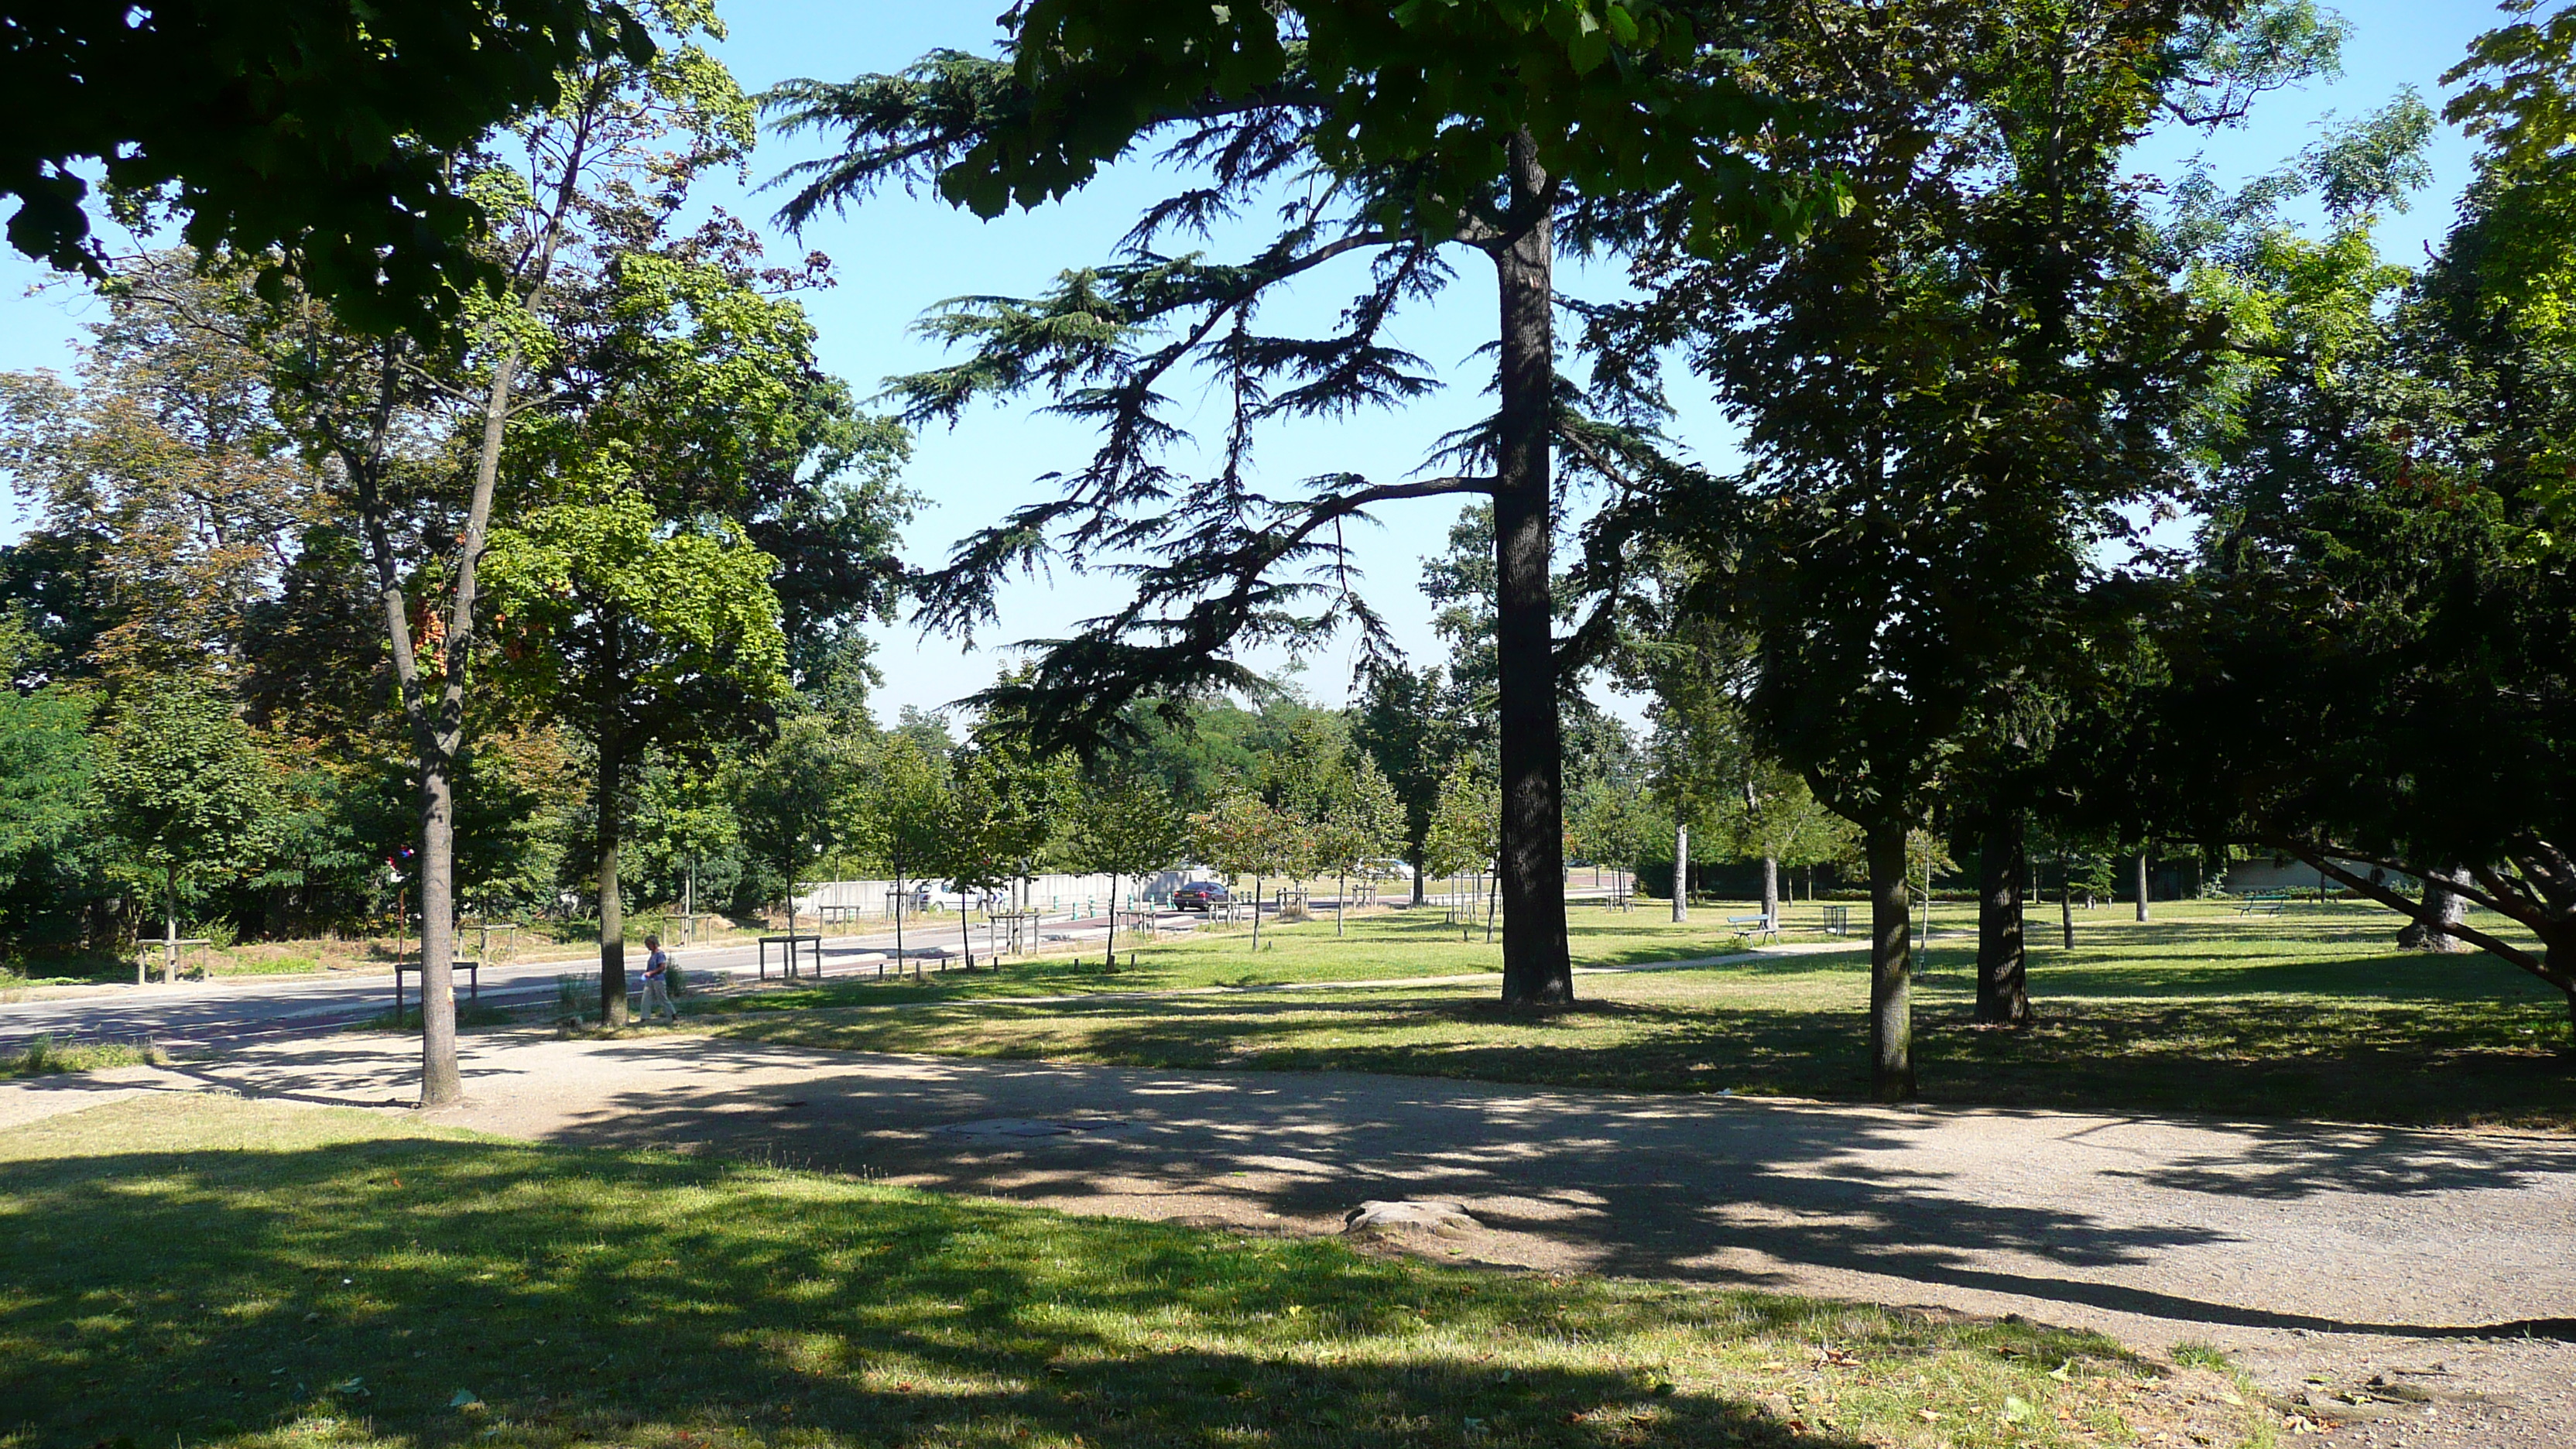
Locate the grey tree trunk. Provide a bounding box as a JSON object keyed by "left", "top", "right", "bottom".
{"left": 1976, "top": 814, "right": 2032, "bottom": 1026}
{"left": 163, "top": 867, "right": 179, "bottom": 985}
{"left": 894, "top": 867, "right": 909, "bottom": 978}
{"left": 1410, "top": 853, "right": 1426, "bottom": 906}
{"left": 2397, "top": 868, "right": 2471, "bottom": 952}
{"left": 1105, "top": 871, "right": 1118, "bottom": 968}
{"left": 2133, "top": 852, "right": 2151, "bottom": 923}
{"left": 1489, "top": 134, "right": 1572, "bottom": 1006}
{"left": 594, "top": 710, "right": 629, "bottom": 1028}
{"left": 1251, "top": 875, "right": 1263, "bottom": 952}
{"left": 2060, "top": 863, "right": 2074, "bottom": 950}
{"left": 1867, "top": 821, "right": 1915, "bottom": 1101}
{"left": 1670, "top": 821, "right": 1689, "bottom": 923}
{"left": 1760, "top": 855, "right": 1780, "bottom": 926}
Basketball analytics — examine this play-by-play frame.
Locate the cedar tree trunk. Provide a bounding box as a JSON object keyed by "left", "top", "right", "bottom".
{"left": 1488, "top": 133, "right": 1573, "bottom": 1006}
{"left": 1867, "top": 820, "right": 1915, "bottom": 1101}
{"left": 2397, "top": 868, "right": 2471, "bottom": 953}
{"left": 1975, "top": 814, "right": 2032, "bottom": 1026}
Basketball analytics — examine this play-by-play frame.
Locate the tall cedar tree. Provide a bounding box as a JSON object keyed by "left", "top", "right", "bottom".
{"left": 766, "top": 1, "right": 1814, "bottom": 1005}
{"left": 1601, "top": 0, "right": 2273, "bottom": 1096}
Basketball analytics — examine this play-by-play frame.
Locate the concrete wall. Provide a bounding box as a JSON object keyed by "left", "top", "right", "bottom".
{"left": 795, "top": 868, "right": 1210, "bottom": 917}
{"left": 2221, "top": 856, "right": 2416, "bottom": 896}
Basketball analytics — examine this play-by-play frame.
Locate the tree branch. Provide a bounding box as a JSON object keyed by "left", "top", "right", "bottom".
{"left": 2280, "top": 843, "right": 2569, "bottom": 991}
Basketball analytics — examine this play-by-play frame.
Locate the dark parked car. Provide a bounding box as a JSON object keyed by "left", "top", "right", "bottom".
{"left": 1172, "top": 881, "right": 1232, "bottom": 911}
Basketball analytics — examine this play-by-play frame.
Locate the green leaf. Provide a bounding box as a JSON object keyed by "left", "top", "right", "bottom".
{"left": 1567, "top": 26, "right": 1612, "bottom": 74}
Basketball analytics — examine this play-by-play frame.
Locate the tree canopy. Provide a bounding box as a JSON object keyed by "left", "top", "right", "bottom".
{"left": 2, "top": 0, "right": 654, "bottom": 336}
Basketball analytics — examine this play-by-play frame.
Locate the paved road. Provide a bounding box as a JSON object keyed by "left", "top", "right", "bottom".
{"left": 13, "top": 1031, "right": 2570, "bottom": 1443}
{"left": 0, "top": 907, "right": 1204, "bottom": 1053}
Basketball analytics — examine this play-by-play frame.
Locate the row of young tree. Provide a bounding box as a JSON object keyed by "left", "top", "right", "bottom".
{"left": 0, "top": 5, "right": 917, "bottom": 1097}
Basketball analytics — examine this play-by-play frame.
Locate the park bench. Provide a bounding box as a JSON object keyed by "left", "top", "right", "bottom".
{"left": 392, "top": 957, "right": 479, "bottom": 1015}
{"left": 1726, "top": 912, "right": 1780, "bottom": 944}
{"left": 2237, "top": 891, "right": 2293, "bottom": 916}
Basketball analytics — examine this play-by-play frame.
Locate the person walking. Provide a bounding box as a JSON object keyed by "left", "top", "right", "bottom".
{"left": 641, "top": 933, "right": 679, "bottom": 1023}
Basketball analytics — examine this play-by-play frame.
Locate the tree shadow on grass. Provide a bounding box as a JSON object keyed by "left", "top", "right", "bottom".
{"left": 0, "top": 1117, "right": 1937, "bottom": 1449}
{"left": 174, "top": 1028, "right": 2574, "bottom": 1342}
{"left": 705, "top": 983, "right": 2576, "bottom": 1130}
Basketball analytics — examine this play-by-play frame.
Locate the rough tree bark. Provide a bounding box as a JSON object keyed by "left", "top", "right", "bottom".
{"left": 1867, "top": 820, "right": 1915, "bottom": 1101}
{"left": 2396, "top": 868, "right": 2470, "bottom": 953}
{"left": 1489, "top": 132, "right": 1572, "bottom": 1006}
{"left": 1760, "top": 855, "right": 1780, "bottom": 926}
{"left": 2059, "top": 860, "right": 2074, "bottom": 950}
{"left": 1976, "top": 813, "right": 2032, "bottom": 1026}
{"left": 2133, "top": 852, "right": 2151, "bottom": 923}
{"left": 594, "top": 717, "right": 629, "bottom": 1029}
{"left": 1104, "top": 870, "right": 1119, "bottom": 968}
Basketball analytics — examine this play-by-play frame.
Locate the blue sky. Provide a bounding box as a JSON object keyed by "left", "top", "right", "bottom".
{"left": 0, "top": 1, "right": 2509, "bottom": 725}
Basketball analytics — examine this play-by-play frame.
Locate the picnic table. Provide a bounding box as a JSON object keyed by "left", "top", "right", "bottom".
{"left": 758, "top": 933, "right": 824, "bottom": 981}
{"left": 392, "top": 957, "right": 480, "bottom": 1015}
{"left": 135, "top": 937, "right": 213, "bottom": 986}
{"left": 2237, "top": 890, "right": 2293, "bottom": 916}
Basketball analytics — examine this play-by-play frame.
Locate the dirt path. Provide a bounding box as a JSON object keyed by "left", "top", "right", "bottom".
{"left": 15, "top": 1029, "right": 2574, "bottom": 1444}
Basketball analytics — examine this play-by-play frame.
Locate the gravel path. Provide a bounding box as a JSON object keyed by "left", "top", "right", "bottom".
{"left": 11, "top": 1029, "right": 2572, "bottom": 1444}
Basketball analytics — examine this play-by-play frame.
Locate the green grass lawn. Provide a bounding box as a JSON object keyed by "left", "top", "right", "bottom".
{"left": 692, "top": 900, "right": 2575, "bottom": 1130}
{"left": 0, "top": 1094, "right": 2245, "bottom": 1449}
{"left": 692, "top": 903, "right": 1765, "bottom": 1014}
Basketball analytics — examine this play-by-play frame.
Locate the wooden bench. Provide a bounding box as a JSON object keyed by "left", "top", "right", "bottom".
{"left": 1727, "top": 913, "right": 1780, "bottom": 944}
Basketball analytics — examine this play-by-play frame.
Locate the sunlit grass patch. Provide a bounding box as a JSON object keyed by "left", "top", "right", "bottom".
{"left": 697, "top": 902, "right": 2575, "bottom": 1129}
{"left": 0, "top": 1094, "right": 2239, "bottom": 1449}
{"left": 0, "top": 1033, "right": 166, "bottom": 1078}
